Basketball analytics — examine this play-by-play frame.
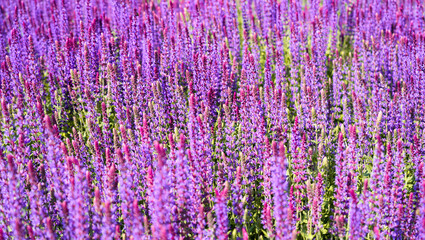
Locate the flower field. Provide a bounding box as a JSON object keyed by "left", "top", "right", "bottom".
{"left": 0, "top": 0, "right": 424, "bottom": 239}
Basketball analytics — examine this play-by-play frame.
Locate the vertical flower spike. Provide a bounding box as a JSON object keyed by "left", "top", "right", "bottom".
{"left": 262, "top": 137, "right": 272, "bottom": 206}
{"left": 45, "top": 217, "right": 55, "bottom": 240}
{"left": 231, "top": 165, "right": 244, "bottom": 231}
{"left": 27, "top": 160, "right": 45, "bottom": 238}
{"left": 262, "top": 202, "right": 273, "bottom": 238}
{"left": 348, "top": 189, "right": 362, "bottom": 239}
{"left": 1, "top": 97, "right": 9, "bottom": 121}
{"left": 5, "top": 154, "right": 26, "bottom": 239}
{"left": 335, "top": 131, "right": 348, "bottom": 234}
{"left": 174, "top": 133, "right": 194, "bottom": 236}
{"left": 272, "top": 142, "right": 293, "bottom": 239}
{"left": 151, "top": 142, "right": 174, "bottom": 239}
{"left": 104, "top": 163, "right": 118, "bottom": 232}
{"left": 215, "top": 185, "right": 229, "bottom": 240}
{"left": 390, "top": 138, "right": 405, "bottom": 238}
{"left": 370, "top": 134, "right": 384, "bottom": 197}
{"left": 311, "top": 172, "right": 323, "bottom": 232}
{"left": 131, "top": 199, "right": 145, "bottom": 238}
{"left": 92, "top": 188, "right": 102, "bottom": 239}
{"left": 0, "top": 0, "right": 424, "bottom": 238}
{"left": 101, "top": 201, "right": 114, "bottom": 238}
{"left": 293, "top": 133, "right": 307, "bottom": 214}
{"left": 416, "top": 174, "right": 425, "bottom": 238}
{"left": 347, "top": 125, "right": 358, "bottom": 186}
{"left": 118, "top": 144, "right": 135, "bottom": 236}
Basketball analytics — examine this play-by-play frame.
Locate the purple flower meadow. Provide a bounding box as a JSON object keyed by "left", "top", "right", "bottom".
{"left": 0, "top": 0, "right": 425, "bottom": 239}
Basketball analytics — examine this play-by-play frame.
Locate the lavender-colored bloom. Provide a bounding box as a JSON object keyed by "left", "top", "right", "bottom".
{"left": 271, "top": 142, "right": 293, "bottom": 239}
{"left": 150, "top": 142, "right": 175, "bottom": 239}
{"left": 347, "top": 189, "right": 362, "bottom": 239}
{"left": 215, "top": 185, "right": 229, "bottom": 240}
{"left": 262, "top": 202, "right": 273, "bottom": 238}
{"left": 335, "top": 132, "right": 348, "bottom": 214}
{"left": 417, "top": 179, "right": 425, "bottom": 239}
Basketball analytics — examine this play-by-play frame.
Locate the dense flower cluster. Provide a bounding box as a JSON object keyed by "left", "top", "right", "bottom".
{"left": 0, "top": 0, "right": 424, "bottom": 239}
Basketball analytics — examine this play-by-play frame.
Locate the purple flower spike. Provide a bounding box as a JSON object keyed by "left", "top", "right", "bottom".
{"left": 215, "top": 185, "right": 229, "bottom": 240}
